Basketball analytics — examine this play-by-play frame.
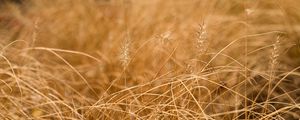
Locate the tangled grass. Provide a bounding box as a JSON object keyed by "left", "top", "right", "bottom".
{"left": 1, "top": 0, "right": 300, "bottom": 119}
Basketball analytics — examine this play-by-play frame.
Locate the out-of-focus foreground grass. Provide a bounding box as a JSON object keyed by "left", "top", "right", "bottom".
{"left": 1, "top": 0, "right": 300, "bottom": 119}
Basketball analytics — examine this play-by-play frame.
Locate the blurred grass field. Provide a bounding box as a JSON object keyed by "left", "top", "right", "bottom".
{"left": 1, "top": 0, "right": 300, "bottom": 119}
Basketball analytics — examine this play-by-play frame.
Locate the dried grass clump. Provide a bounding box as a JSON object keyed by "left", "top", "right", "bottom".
{"left": 1, "top": 0, "right": 300, "bottom": 119}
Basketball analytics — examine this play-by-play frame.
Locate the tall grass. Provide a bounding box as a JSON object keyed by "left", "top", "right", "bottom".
{"left": 1, "top": 0, "right": 300, "bottom": 119}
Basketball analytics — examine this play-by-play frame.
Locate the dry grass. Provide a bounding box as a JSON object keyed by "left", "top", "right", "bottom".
{"left": 1, "top": 0, "right": 300, "bottom": 119}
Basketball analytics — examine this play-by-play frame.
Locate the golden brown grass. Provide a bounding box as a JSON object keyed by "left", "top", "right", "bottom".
{"left": 1, "top": 0, "right": 300, "bottom": 119}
